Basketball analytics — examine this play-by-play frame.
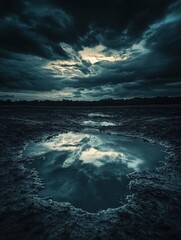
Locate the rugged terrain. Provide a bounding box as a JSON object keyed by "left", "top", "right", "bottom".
{"left": 0, "top": 105, "right": 181, "bottom": 240}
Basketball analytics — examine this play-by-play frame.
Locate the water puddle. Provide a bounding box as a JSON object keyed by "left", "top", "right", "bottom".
{"left": 83, "top": 120, "right": 115, "bottom": 127}
{"left": 88, "top": 113, "right": 111, "bottom": 118}
{"left": 23, "top": 130, "right": 166, "bottom": 212}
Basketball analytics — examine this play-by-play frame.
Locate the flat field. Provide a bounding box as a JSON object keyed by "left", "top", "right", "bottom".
{"left": 0, "top": 106, "right": 181, "bottom": 240}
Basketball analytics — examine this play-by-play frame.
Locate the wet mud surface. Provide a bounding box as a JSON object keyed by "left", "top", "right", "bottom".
{"left": 0, "top": 106, "right": 181, "bottom": 240}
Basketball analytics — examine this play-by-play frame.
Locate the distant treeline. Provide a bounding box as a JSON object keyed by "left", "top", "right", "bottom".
{"left": 0, "top": 96, "right": 181, "bottom": 107}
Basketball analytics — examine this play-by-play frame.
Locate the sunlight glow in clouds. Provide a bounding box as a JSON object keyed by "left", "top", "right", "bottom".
{"left": 0, "top": 0, "right": 180, "bottom": 101}
{"left": 43, "top": 60, "right": 85, "bottom": 78}
{"left": 42, "top": 43, "right": 128, "bottom": 80}
{"left": 79, "top": 45, "right": 128, "bottom": 64}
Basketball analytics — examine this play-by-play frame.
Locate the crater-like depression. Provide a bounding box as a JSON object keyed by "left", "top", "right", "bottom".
{"left": 23, "top": 130, "right": 166, "bottom": 212}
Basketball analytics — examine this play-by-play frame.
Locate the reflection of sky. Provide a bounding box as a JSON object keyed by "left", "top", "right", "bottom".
{"left": 83, "top": 121, "right": 115, "bottom": 127}
{"left": 23, "top": 131, "right": 159, "bottom": 171}
{"left": 23, "top": 131, "right": 166, "bottom": 212}
{"left": 88, "top": 113, "right": 111, "bottom": 118}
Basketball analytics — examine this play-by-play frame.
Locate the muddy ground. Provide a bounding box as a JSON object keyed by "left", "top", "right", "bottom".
{"left": 0, "top": 105, "right": 181, "bottom": 240}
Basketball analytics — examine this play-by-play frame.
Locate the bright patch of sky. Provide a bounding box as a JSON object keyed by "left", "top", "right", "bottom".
{"left": 42, "top": 43, "right": 128, "bottom": 79}
{"left": 79, "top": 45, "right": 127, "bottom": 64}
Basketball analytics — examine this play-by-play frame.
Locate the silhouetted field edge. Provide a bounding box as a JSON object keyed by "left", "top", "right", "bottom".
{"left": 0, "top": 96, "right": 181, "bottom": 107}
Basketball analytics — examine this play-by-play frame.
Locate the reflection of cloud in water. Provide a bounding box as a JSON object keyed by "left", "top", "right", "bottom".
{"left": 80, "top": 147, "right": 126, "bottom": 167}
{"left": 23, "top": 131, "right": 166, "bottom": 212}
{"left": 88, "top": 113, "right": 111, "bottom": 118}
{"left": 83, "top": 120, "right": 116, "bottom": 127}
{"left": 23, "top": 131, "right": 145, "bottom": 171}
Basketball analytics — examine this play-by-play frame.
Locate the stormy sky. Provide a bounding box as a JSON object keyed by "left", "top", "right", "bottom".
{"left": 0, "top": 0, "right": 181, "bottom": 100}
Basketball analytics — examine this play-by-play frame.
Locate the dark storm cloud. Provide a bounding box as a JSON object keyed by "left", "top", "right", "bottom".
{"left": 0, "top": 0, "right": 25, "bottom": 18}
{"left": 0, "top": 0, "right": 73, "bottom": 59}
{"left": 0, "top": 54, "right": 67, "bottom": 92}
{"left": 0, "top": 0, "right": 180, "bottom": 99}
{"left": 146, "top": 19, "right": 181, "bottom": 58}
{"left": 49, "top": 0, "right": 177, "bottom": 49}
{"left": 0, "top": 18, "right": 52, "bottom": 59}
{"left": 67, "top": 29, "right": 181, "bottom": 97}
